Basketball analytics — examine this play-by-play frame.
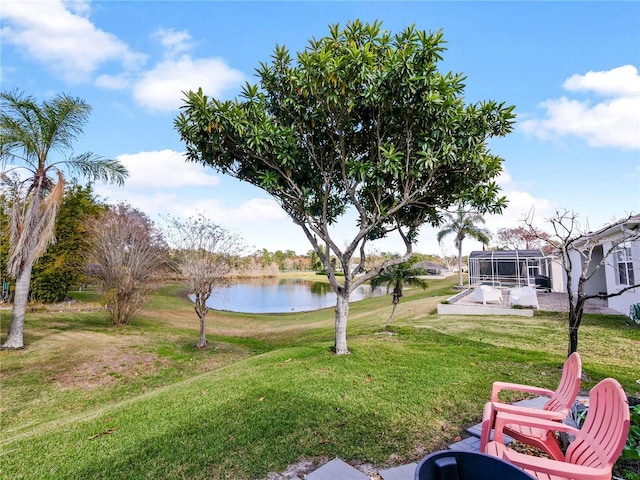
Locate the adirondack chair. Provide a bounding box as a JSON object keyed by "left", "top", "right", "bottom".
{"left": 479, "top": 352, "right": 582, "bottom": 459}
{"left": 474, "top": 285, "right": 503, "bottom": 305}
{"left": 509, "top": 286, "right": 539, "bottom": 309}
{"left": 485, "top": 377, "right": 630, "bottom": 480}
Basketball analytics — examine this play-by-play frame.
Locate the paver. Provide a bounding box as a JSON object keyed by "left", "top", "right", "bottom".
{"left": 305, "top": 458, "right": 370, "bottom": 480}
{"left": 378, "top": 462, "right": 417, "bottom": 480}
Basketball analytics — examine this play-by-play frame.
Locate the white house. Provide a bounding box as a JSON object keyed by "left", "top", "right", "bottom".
{"left": 565, "top": 214, "right": 640, "bottom": 316}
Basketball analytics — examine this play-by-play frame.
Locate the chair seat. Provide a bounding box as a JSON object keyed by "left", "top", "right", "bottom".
{"left": 480, "top": 353, "right": 582, "bottom": 457}
{"left": 485, "top": 442, "right": 570, "bottom": 480}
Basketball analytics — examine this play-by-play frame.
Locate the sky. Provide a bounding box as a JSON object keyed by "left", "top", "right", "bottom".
{"left": 2, "top": 0, "right": 639, "bottom": 256}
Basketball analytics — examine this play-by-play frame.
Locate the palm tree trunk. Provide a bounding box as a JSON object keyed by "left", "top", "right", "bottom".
{"left": 2, "top": 262, "right": 33, "bottom": 349}
{"left": 457, "top": 241, "right": 464, "bottom": 288}
{"left": 386, "top": 303, "right": 398, "bottom": 327}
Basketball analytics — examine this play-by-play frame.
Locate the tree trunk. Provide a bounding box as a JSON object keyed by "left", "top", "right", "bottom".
{"left": 567, "top": 297, "right": 585, "bottom": 356}
{"left": 194, "top": 295, "right": 209, "bottom": 349}
{"left": 2, "top": 262, "right": 33, "bottom": 349}
{"left": 457, "top": 241, "right": 464, "bottom": 288}
{"left": 386, "top": 303, "right": 398, "bottom": 328}
{"left": 334, "top": 291, "right": 350, "bottom": 354}
{"left": 196, "top": 312, "right": 208, "bottom": 348}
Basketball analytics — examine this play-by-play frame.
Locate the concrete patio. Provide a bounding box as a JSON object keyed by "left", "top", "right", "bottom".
{"left": 442, "top": 289, "right": 619, "bottom": 316}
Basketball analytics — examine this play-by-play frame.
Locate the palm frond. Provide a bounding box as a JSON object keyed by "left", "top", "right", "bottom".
{"left": 7, "top": 172, "right": 64, "bottom": 277}
{"left": 63, "top": 154, "right": 128, "bottom": 186}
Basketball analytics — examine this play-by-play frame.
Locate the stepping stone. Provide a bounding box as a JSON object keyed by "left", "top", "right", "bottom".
{"left": 466, "top": 423, "right": 514, "bottom": 444}
{"left": 378, "top": 462, "right": 417, "bottom": 480}
{"left": 449, "top": 435, "right": 481, "bottom": 452}
{"left": 305, "top": 458, "right": 370, "bottom": 480}
{"left": 513, "top": 396, "right": 548, "bottom": 409}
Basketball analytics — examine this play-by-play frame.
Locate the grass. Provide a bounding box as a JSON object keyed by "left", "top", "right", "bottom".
{"left": 1, "top": 276, "right": 638, "bottom": 479}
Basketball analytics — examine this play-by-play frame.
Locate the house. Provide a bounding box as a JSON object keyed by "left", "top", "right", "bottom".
{"left": 468, "top": 249, "right": 552, "bottom": 288}
{"left": 564, "top": 214, "right": 640, "bottom": 316}
{"left": 414, "top": 260, "right": 449, "bottom": 276}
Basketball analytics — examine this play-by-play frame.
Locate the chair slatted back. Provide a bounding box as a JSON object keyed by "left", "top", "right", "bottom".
{"left": 543, "top": 352, "right": 582, "bottom": 414}
{"left": 566, "top": 378, "right": 630, "bottom": 469}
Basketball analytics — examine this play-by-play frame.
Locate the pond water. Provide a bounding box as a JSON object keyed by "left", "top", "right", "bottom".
{"left": 196, "top": 277, "right": 386, "bottom": 313}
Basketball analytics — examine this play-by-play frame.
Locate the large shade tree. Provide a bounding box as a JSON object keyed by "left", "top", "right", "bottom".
{"left": 0, "top": 90, "right": 127, "bottom": 349}
{"left": 175, "top": 21, "right": 515, "bottom": 354}
{"left": 437, "top": 206, "right": 491, "bottom": 288}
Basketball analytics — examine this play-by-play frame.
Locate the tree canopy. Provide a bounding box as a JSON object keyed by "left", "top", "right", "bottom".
{"left": 175, "top": 20, "right": 515, "bottom": 353}
{"left": 30, "top": 183, "right": 106, "bottom": 303}
{"left": 85, "top": 204, "right": 165, "bottom": 326}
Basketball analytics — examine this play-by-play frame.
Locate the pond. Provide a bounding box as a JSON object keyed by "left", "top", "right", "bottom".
{"left": 195, "top": 277, "right": 386, "bottom": 313}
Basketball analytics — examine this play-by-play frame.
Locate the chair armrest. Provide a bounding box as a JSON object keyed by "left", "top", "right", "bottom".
{"left": 491, "top": 381, "right": 555, "bottom": 402}
{"left": 493, "top": 411, "right": 578, "bottom": 444}
{"left": 489, "top": 401, "right": 567, "bottom": 421}
{"left": 498, "top": 445, "right": 612, "bottom": 480}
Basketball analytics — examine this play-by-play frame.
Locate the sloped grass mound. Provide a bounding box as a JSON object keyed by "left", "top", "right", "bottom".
{"left": 1, "top": 332, "right": 565, "bottom": 480}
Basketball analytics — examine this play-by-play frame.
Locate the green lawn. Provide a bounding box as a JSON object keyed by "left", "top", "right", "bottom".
{"left": 1, "top": 277, "right": 638, "bottom": 479}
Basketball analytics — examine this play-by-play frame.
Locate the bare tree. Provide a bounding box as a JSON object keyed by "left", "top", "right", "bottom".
{"left": 86, "top": 204, "right": 165, "bottom": 326}
{"left": 165, "top": 215, "right": 243, "bottom": 348}
{"left": 439, "top": 245, "right": 459, "bottom": 272}
{"left": 496, "top": 226, "right": 553, "bottom": 254}
{"left": 527, "top": 209, "right": 640, "bottom": 356}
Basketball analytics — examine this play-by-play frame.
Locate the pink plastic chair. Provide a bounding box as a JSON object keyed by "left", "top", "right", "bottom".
{"left": 479, "top": 352, "right": 581, "bottom": 459}
{"left": 485, "top": 377, "right": 630, "bottom": 480}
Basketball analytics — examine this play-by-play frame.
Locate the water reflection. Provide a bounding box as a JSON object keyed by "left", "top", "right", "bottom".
{"left": 196, "top": 277, "right": 385, "bottom": 313}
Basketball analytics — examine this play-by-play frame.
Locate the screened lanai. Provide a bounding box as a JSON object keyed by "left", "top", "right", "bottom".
{"left": 468, "top": 249, "right": 551, "bottom": 288}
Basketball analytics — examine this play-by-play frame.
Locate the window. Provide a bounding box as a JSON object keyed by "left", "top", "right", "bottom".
{"left": 615, "top": 245, "right": 635, "bottom": 286}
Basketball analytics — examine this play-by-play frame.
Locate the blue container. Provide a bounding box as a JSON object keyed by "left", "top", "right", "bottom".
{"left": 415, "top": 450, "right": 535, "bottom": 480}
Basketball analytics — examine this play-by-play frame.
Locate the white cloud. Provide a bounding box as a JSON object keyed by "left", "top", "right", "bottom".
{"left": 132, "top": 55, "right": 245, "bottom": 113}
{"left": 563, "top": 65, "right": 640, "bottom": 97}
{"left": 95, "top": 73, "right": 132, "bottom": 90}
{"left": 521, "top": 65, "right": 640, "bottom": 150}
{"left": 93, "top": 149, "right": 287, "bottom": 239}
{"left": 115, "top": 150, "right": 220, "bottom": 189}
{"left": 233, "top": 198, "right": 289, "bottom": 222}
{"left": 1, "top": 0, "right": 146, "bottom": 83}
{"left": 484, "top": 171, "right": 555, "bottom": 232}
{"left": 152, "top": 28, "right": 195, "bottom": 58}
{"left": 2, "top": 2, "right": 243, "bottom": 113}
{"left": 62, "top": 0, "right": 91, "bottom": 16}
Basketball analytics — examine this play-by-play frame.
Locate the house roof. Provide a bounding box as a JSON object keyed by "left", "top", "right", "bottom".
{"left": 468, "top": 249, "right": 546, "bottom": 260}
{"left": 415, "top": 260, "right": 446, "bottom": 270}
{"left": 575, "top": 213, "right": 640, "bottom": 245}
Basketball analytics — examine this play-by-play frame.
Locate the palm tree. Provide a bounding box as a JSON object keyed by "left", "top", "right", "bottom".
{"left": 370, "top": 258, "right": 428, "bottom": 327}
{"left": 437, "top": 206, "right": 491, "bottom": 288}
{"left": 1, "top": 90, "right": 127, "bottom": 349}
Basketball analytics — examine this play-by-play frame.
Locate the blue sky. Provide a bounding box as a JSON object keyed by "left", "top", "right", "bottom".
{"left": 2, "top": 1, "right": 639, "bottom": 255}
